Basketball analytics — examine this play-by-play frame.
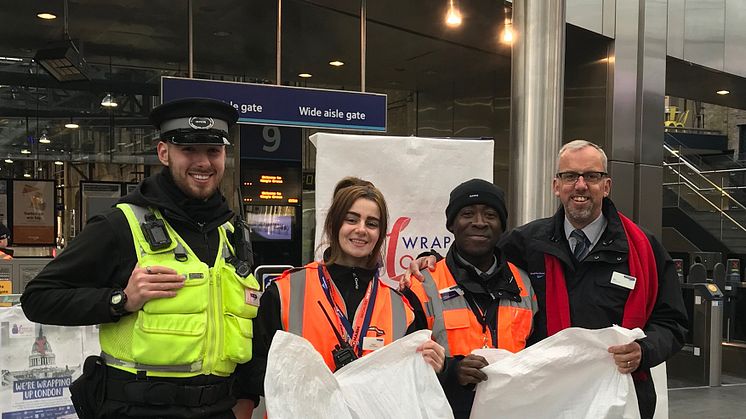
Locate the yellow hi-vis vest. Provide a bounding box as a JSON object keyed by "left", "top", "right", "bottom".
{"left": 99, "top": 203, "right": 259, "bottom": 378}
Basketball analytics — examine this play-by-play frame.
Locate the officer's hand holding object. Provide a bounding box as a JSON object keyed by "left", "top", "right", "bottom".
{"left": 123, "top": 264, "right": 185, "bottom": 312}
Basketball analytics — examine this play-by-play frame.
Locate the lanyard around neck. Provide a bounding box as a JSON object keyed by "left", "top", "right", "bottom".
{"left": 317, "top": 264, "right": 379, "bottom": 356}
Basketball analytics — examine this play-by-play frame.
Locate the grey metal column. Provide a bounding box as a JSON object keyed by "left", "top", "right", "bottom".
{"left": 509, "top": 0, "right": 566, "bottom": 227}
{"left": 607, "top": 0, "right": 667, "bottom": 236}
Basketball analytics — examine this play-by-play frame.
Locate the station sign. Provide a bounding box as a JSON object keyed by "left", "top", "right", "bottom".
{"left": 161, "top": 76, "right": 387, "bottom": 132}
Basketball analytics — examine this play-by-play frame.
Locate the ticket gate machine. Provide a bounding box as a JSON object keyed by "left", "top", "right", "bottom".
{"left": 668, "top": 263, "right": 724, "bottom": 387}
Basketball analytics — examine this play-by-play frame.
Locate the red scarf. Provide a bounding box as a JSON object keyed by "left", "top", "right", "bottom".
{"left": 545, "top": 212, "right": 659, "bottom": 336}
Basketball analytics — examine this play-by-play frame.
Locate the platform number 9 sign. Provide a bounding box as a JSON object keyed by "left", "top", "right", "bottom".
{"left": 262, "top": 126, "right": 281, "bottom": 152}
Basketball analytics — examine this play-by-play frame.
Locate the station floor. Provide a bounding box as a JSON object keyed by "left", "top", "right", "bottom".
{"left": 669, "top": 374, "right": 746, "bottom": 418}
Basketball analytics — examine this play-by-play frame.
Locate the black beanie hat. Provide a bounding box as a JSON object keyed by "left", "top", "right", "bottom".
{"left": 445, "top": 179, "right": 508, "bottom": 230}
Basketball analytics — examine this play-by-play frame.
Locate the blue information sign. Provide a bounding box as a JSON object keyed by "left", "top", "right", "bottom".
{"left": 161, "top": 77, "right": 387, "bottom": 132}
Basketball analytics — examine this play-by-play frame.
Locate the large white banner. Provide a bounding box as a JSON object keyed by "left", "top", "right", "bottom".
{"left": 311, "top": 133, "right": 494, "bottom": 279}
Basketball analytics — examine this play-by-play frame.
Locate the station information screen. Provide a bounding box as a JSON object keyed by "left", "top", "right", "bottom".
{"left": 240, "top": 164, "right": 301, "bottom": 205}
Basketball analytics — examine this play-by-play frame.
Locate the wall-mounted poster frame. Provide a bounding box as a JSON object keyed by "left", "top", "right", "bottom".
{"left": 79, "top": 181, "right": 123, "bottom": 230}
{"left": 11, "top": 179, "right": 56, "bottom": 245}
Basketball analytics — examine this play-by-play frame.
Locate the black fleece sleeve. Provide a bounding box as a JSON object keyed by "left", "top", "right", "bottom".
{"left": 20, "top": 210, "right": 136, "bottom": 325}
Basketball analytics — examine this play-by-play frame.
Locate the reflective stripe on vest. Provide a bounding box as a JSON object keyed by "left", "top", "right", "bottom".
{"left": 276, "top": 262, "right": 414, "bottom": 371}
{"left": 101, "top": 351, "right": 202, "bottom": 373}
{"left": 419, "top": 261, "right": 534, "bottom": 357}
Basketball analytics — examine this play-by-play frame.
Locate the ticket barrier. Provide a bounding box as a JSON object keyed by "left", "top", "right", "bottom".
{"left": 668, "top": 263, "right": 724, "bottom": 387}
{"left": 722, "top": 258, "right": 746, "bottom": 379}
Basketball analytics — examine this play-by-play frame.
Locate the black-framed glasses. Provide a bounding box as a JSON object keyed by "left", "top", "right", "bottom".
{"left": 555, "top": 171, "right": 608, "bottom": 184}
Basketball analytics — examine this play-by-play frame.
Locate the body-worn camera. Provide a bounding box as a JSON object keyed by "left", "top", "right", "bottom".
{"left": 141, "top": 214, "right": 171, "bottom": 250}
{"left": 228, "top": 215, "right": 253, "bottom": 277}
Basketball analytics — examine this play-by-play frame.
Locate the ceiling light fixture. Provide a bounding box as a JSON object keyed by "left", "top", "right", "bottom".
{"left": 35, "top": 1, "right": 87, "bottom": 82}
{"left": 21, "top": 149, "right": 30, "bottom": 154}
{"left": 4, "top": 159, "right": 12, "bottom": 164}
{"left": 101, "top": 93, "right": 118, "bottom": 107}
{"left": 65, "top": 117, "right": 79, "bottom": 129}
{"left": 23, "top": 173, "right": 31, "bottom": 178}
{"left": 39, "top": 130, "right": 51, "bottom": 144}
{"left": 298, "top": 73, "right": 312, "bottom": 78}
{"left": 717, "top": 90, "right": 730, "bottom": 95}
{"left": 445, "top": 0, "right": 462, "bottom": 27}
{"left": 329, "top": 60, "right": 345, "bottom": 67}
{"left": 37, "top": 12, "right": 57, "bottom": 20}
{"left": 54, "top": 161, "right": 64, "bottom": 165}
{"left": 500, "top": 5, "right": 514, "bottom": 44}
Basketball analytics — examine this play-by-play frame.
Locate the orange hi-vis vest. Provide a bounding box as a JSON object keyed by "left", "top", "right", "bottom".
{"left": 410, "top": 259, "right": 535, "bottom": 356}
{"left": 275, "top": 262, "right": 415, "bottom": 371}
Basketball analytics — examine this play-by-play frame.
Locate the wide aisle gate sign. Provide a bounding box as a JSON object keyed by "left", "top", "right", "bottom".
{"left": 161, "top": 77, "right": 387, "bottom": 132}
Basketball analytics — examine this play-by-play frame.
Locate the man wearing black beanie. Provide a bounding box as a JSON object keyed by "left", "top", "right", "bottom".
{"left": 407, "top": 178, "right": 537, "bottom": 419}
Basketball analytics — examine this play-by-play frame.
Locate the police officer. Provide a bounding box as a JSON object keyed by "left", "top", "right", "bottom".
{"left": 21, "top": 98, "right": 259, "bottom": 418}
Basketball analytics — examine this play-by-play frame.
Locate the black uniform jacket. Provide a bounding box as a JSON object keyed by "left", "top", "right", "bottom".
{"left": 21, "top": 169, "right": 234, "bottom": 326}
{"left": 499, "top": 198, "right": 688, "bottom": 418}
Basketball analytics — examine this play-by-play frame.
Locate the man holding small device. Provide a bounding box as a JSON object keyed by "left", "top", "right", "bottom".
{"left": 21, "top": 98, "right": 260, "bottom": 418}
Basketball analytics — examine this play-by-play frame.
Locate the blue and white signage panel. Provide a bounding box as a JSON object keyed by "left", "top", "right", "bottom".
{"left": 161, "top": 77, "right": 387, "bottom": 132}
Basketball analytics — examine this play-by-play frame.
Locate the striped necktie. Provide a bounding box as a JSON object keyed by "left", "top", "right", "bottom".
{"left": 571, "top": 229, "right": 591, "bottom": 261}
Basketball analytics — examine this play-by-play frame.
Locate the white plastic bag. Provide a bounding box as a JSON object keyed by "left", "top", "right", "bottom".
{"left": 265, "top": 330, "right": 453, "bottom": 419}
{"left": 470, "top": 326, "right": 646, "bottom": 419}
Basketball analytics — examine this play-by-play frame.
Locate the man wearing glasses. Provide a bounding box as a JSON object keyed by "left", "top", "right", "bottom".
{"left": 500, "top": 139, "right": 687, "bottom": 419}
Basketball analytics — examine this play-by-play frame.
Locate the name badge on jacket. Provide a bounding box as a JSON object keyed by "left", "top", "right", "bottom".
{"left": 439, "top": 285, "right": 464, "bottom": 302}
{"left": 610, "top": 271, "right": 636, "bottom": 290}
{"left": 362, "top": 336, "right": 385, "bottom": 351}
{"left": 245, "top": 289, "right": 262, "bottom": 307}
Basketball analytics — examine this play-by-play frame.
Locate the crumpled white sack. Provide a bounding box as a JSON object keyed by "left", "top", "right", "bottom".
{"left": 265, "top": 330, "right": 453, "bottom": 419}
{"left": 470, "top": 326, "right": 646, "bottom": 419}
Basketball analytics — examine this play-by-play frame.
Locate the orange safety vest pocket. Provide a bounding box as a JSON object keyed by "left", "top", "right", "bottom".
{"left": 497, "top": 306, "right": 533, "bottom": 352}
{"left": 443, "top": 308, "right": 471, "bottom": 330}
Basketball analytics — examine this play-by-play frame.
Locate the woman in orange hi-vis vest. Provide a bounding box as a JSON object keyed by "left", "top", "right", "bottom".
{"left": 233, "top": 177, "right": 445, "bottom": 418}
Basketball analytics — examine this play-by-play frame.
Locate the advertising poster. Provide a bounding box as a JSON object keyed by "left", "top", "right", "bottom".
{"left": 312, "top": 133, "right": 494, "bottom": 280}
{"left": 0, "top": 305, "right": 99, "bottom": 418}
{"left": 80, "top": 182, "right": 122, "bottom": 228}
{"left": 11, "top": 181, "right": 55, "bottom": 245}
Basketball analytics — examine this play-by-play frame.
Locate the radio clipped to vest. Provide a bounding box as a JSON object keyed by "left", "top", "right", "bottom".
{"left": 227, "top": 215, "right": 253, "bottom": 277}
{"left": 228, "top": 187, "right": 254, "bottom": 277}
{"left": 141, "top": 212, "right": 172, "bottom": 251}
{"left": 316, "top": 300, "right": 357, "bottom": 371}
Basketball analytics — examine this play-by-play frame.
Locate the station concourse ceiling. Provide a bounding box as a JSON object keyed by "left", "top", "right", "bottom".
{"left": 0, "top": 0, "right": 743, "bottom": 163}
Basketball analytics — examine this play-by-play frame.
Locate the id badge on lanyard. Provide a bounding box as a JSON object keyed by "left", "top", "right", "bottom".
{"left": 317, "top": 264, "right": 379, "bottom": 356}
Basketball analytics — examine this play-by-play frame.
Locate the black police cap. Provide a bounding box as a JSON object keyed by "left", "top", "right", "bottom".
{"left": 149, "top": 98, "right": 239, "bottom": 145}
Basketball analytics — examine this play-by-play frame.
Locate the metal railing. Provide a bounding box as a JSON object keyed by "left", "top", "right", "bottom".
{"left": 663, "top": 144, "right": 746, "bottom": 239}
